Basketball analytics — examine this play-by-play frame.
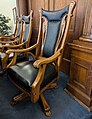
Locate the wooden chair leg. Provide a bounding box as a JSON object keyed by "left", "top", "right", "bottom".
{"left": 40, "top": 93, "right": 51, "bottom": 117}
{"left": 11, "top": 92, "right": 28, "bottom": 105}
{"left": 48, "top": 83, "right": 58, "bottom": 89}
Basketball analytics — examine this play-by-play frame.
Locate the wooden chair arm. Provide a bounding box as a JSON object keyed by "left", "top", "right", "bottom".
{"left": 2, "top": 44, "right": 38, "bottom": 70}
{"left": 2, "top": 41, "right": 28, "bottom": 49}
{"left": 0, "top": 36, "right": 20, "bottom": 44}
{"left": 0, "top": 35, "right": 19, "bottom": 41}
{"left": 0, "top": 34, "right": 14, "bottom": 38}
{"left": 32, "top": 64, "right": 46, "bottom": 87}
{"left": 6, "top": 44, "right": 38, "bottom": 54}
{"left": 33, "top": 51, "right": 61, "bottom": 68}
{"left": 31, "top": 65, "right": 46, "bottom": 102}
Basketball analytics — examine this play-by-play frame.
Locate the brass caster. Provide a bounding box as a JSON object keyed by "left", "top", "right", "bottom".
{"left": 45, "top": 110, "right": 51, "bottom": 117}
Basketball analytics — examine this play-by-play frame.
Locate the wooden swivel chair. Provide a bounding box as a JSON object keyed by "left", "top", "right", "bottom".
{"left": 0, "top": 17, "right": 23, "bottom": 44}
{"left": 0, "top": 11, "right": 33, "bottom": 72}
{"left": 0, "top": 17, "right": 24, "bottom": 72}
{"left": 5, "top": 1, "right": 75, "bottom": 116}
{"left": 0, "top": 17, "right": 20, "bottom": 38}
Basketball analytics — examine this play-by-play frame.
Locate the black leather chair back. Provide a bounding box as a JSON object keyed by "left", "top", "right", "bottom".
{"left": 16, "top": 17, "right": 22, "bottom": 36}
{"left": 22, "top": 15, "right": 30, "bottom": 42}
{"left": 42, "top": 6, "right": 69, "bottom": 57}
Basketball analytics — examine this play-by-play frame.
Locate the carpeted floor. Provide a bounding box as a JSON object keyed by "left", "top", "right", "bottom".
{"left": 0, "top": 72, "right": 92, "bottom": 119}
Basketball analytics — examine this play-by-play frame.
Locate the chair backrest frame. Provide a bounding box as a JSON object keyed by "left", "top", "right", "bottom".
{"left": 35, "top": 1, "right": 76, "bottom": 60}
{"left": 15, "top": 17, "right": 23, "bottom": 37}
{"left": 21, "top": 10, "right": 33, "bottom": 48}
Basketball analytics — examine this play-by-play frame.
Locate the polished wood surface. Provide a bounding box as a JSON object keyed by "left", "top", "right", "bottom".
{"left": 82, "top": 0, "right": 92, "bottom": 39}
{"left": 66, "top": 39, "right": 92, "bottom": 111}
{"left": 66, "top": 0, "right": 92, "bottom": 111}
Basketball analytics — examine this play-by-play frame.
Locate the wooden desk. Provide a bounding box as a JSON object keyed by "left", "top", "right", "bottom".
{"left": 66, "top": 39, "right": 92, "bottom": 111}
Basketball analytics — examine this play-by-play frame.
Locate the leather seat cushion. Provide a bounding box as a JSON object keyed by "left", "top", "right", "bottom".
{"left": 0, "top": 52, "right": 34, "bottom": 62}
{"left": 8, "top": 53, "right": 34, "bottom": 63}
{"left": 7, "top": 61, "right": 58, "bottom": 90}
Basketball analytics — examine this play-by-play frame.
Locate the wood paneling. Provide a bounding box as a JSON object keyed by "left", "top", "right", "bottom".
{"left": 27, "top": 0, "right": 32, "bottom": 14}
{"left": 16, "top": 0, "right": 28, "bottom": 16}
{"left": 66, "top": 40, "right": 92, "bottom": 111}
{"left": 65, "top": 0, "right": 92, "bottom": 111}
{"left": 30, "top": 0, "right": 44, "bottom": 43}
{"left": 82, "top": 0, "right": 92, "bottom": 38}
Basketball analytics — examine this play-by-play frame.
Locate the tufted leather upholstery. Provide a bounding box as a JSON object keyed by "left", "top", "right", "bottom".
{"left": 42, "top": 6, "right": 69, "bottom": 57}
{"left": 7, "top": 61, "right": 57, "bottom": 90}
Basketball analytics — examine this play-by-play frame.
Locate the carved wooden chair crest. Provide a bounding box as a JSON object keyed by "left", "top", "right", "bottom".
{"left": 4, "top": 1, "right": 75, "bottom": 116}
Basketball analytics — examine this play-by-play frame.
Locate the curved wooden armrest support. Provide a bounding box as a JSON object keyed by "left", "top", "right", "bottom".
{"left": 33, "top": 51, "right": 61, "bottom": 68}
{"left": 31, "top": 65, "right": 46, "bottom": 102}
{"left": 2, "top": 44, "right": 38, "bottom": 70}
{"left": 0, "top": 35, "right": 19, "bottom": 41}
{"left": 0, "top": 36, "right": 20, "bottom": 44}
{"left": 0, "top": 34, "right": 14, "bottom": 39}
{"left": 6, "top": 44, "right": 38, "bottom": 54}
{"left": 32, "top": 68, "right": 43, "bottom": 88}
{"left": 2, "top": 41, "right": 28, "bottom": 49}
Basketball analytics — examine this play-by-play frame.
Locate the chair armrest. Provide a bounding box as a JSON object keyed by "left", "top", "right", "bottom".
{"left": 2, "top": 41, "right": 28, "bottom": 49}
{"left": 0, "top": 35, "right": 19, "bottom": 40}
{"left": 0, "top": 34, "right": 14, "bottom": 38}
{"left": 2, "top": 44, "right": 38, "bottom": 70}
{"left": 6, "top": 43, "right": 38, "bottom": 54}
{"left": 0, "top": 36, "right": 20, "bottom": 44}
{"left": 33, "top": 51, "right": 61, "bottom": 68}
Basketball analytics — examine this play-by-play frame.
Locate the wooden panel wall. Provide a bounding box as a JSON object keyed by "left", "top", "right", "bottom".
{"left": 82, "top": 0, "right": 92, "bottom": 38}
{"left": 17, "top": 0, "right": 92, "bottom": 74}
{"left": 16, "top": 0, "right": 28, "bottom": 16}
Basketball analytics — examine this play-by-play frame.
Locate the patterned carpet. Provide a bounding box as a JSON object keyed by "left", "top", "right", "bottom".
{"left": 0, "top": 72, "right": 92, "bottom": 119}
